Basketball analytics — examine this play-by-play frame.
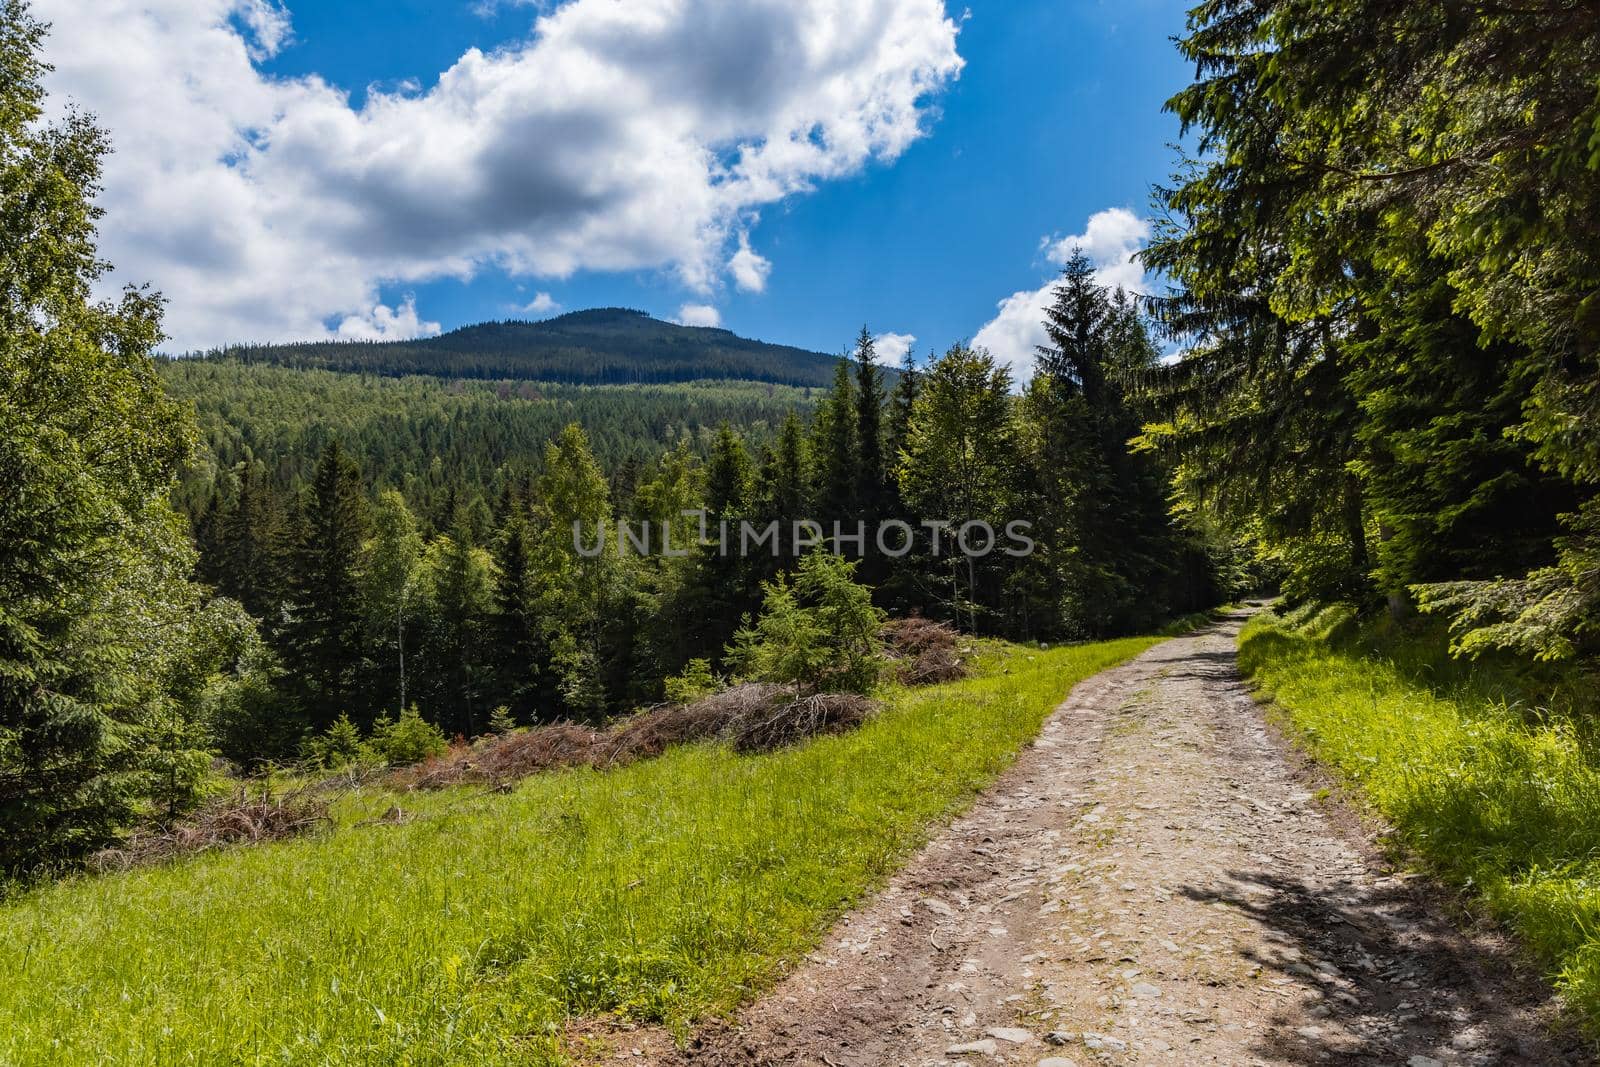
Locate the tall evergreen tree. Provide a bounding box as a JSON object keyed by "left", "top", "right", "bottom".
{"left": 287, "top": 441, "right": 369, "bottom": 727}
{"left": 220, "top": 464, "right": 290, "bottom": 624}
{"left": 898, "top": 345, "right": 1018, "bottom": 631}
{"left": 853, "top": 327, "right": 889, "bottom": 522}
{"left": 488, "top": 516, "right": 542, "bottom": 721}
{"left": 809, "top": 359, "right": 858, "bottom": 527}
{"left": 1, "top": 1, "right": 238, "bottom": 871}
{"left": 422, "top": 520, "right": 496, "bottom": 736}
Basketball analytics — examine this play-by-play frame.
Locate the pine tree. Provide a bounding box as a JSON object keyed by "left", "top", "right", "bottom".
{"left": 488, "top": 516, "right": 542, "bottom": 719}
{"left": 757, "top": 411, "right": 810, "bottom": 563}
{"left": 886, "top": 349, "right": 922, "bottom": 477}
{"left": 287, "top": 441, "right": 370, "bottom": 727}
{"left": 220, "top": 464, "right": 290, "bottom": 624}
{"left": 853, "top": 327, "right": 888, "bottom": 523}
{"left": 706, "top": 424, "right": 753, "bottom": 520}
{"left": 1033, "top": 268, "right": 1185, "bottom": 635}
{"left": 809, "top": 359, "right": 858, "bottom": 527}
{"left": 423, "top": 519, "right": 496, "bottom": 736}
{"left": 898, "top": 345, "right": 1018, "bottom": 631}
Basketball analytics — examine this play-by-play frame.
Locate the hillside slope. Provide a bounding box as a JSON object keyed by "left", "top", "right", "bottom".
{"left": 200, "top": 308, "right": 851, "bottom": 387}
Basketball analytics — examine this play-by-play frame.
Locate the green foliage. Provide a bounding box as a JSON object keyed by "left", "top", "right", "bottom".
{"left": 663, "top": 659, "right": 719, "bottom": 704}
{"left": 484, "top": 704, "right": 517, "bottom": 737}
{"left": 529, "top": 424, "right": 624, "bottom": 717}
{"left": 301, "top": 715, "right": 368, "bottom": 770}
{"left": 0, "top": 637, "right": 1159, "bottom": 1062}
{"left": 731, "top": 551, "right": 888, "bottom": 694}
{"left": 286, "top": 442, "right": 369, "bottom": 727}
{"left": 1144, "top": 0, "right": 1600, "bottom": 653}
{"left": 0, "top": 2, "right": 259, "bottom": 873}
{"left": 367, "top": 706, "right": 449, "bottom": 766}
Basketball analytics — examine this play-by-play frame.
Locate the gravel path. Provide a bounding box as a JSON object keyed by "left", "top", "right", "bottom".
{"left": 614, "top": 611, "right": 1583, "bottom": 1065}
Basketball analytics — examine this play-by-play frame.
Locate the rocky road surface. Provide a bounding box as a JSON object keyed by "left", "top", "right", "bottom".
{"left": 605, "top": 611, "right": 1585, "bottom": 1066}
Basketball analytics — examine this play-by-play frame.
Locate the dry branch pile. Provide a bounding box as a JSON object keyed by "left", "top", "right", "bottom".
{"left": 882, "top": 616, "right": 970, "bottom": 685}
{"left": 399, "top": 683, "right": 876, "bottom": 791}
{"left": 90, "top": 788, "right": 330, "bottom": 872}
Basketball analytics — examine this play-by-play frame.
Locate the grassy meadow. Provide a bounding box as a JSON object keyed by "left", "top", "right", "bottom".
{"left": 0, "top": 636, "right": 1159, "bottom": 1066}
{"left": 1240, "top": 605, "right": 1600, "bottom": 1032}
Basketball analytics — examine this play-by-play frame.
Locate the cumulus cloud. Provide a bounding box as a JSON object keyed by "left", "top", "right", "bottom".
{"left": 35, "top": 0, "right": 964, "bottom": 350}
{"left": 676, "top": 303, "right": 722, "bottom": 328}
{"left": 728, "top": 233, "right": 773, "bottom": 293}
{"left": 522, "top": 291, "right": 561, "bottom": 315}
{"left": 334, "top": 295, "right": 442, "bottom": 341}
{"left": 873, "top": 332, "right": 916, "bottom": 365}
{"left": 973, "top": 208, "right": 1151, "bottom": 379}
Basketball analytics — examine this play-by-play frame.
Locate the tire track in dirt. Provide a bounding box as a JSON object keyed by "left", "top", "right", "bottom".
{"left": 607, "top": 612, "right": 1585, "bottom": 1066}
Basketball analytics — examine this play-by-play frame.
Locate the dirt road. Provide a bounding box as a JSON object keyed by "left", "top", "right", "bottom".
{"left": 629, "top": 611, "right": 1582, "bottom": 1065}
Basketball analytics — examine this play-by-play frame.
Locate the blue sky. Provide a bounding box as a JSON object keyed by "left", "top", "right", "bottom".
{"left": 39, "top": 0, "right": 1194, "bottom": 371}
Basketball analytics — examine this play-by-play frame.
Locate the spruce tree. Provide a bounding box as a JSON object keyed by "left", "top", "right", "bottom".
{"left": 809, "top": 358, "right": 859, "bottom": 528}
{"left": 287, "top": 441, "right": 370, "bottom": 727}
{"left": 853, "top": 327, "right": 888, "bottom": 523}
{"left": 0, "top": 1, "right": 229, "bottom": 871}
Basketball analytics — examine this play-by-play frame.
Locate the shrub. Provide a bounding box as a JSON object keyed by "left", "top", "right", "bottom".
{"left": 663, "top": 659, "right": 719, "bottom": 703}
{"left": 730, "top": 550, "right": 887, "bottom": 694}
{"left": 368, "top": 706, "right": 449, "bottom": 766}
{"left": 300, "top": 715, "right": 368, "bottom": 769}
{"left": 485, "top": 705, "right": 518, "bottom": 737}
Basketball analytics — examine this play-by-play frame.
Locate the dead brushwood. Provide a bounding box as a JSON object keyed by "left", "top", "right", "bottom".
{"left": 882, "top": 615, "right": 969, "bottom": 685}
{"left": 396, "top": 722, "right": 602, "bottom": 790}
{"left": 89, "top": 788, "right": 330, "bottom": 872}
{"left": 399, "top": 682, "right": 877, "bottom": 791}
{"left": 727, "top": 691, "right": 875, "bottom": 753}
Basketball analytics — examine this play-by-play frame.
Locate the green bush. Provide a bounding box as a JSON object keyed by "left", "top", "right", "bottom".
{"left": 368, "top": 706, "right": 449, "bottom": 766}
{"left": 663, "top": 659, "right": 719, "bottom": 703}
{"left": 730, "top": 550, "right": 888, "bottom": 694}
{"left": 299, "top": 715, "right": 367, "bottom": 769}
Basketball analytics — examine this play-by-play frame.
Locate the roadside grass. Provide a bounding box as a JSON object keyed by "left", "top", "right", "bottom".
{"left": 1239, "top": 604, "right": 1600, "bottom": 1033}
{"left": 0, "top": 635, "right": 1161, "bottom": 1066}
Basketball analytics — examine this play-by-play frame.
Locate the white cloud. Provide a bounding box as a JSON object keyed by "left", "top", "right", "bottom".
{"left": 728, "top": 232, "right": 773, "bottom": 293}
{"left": 35, "top": 0, "right": 964, "bottom": 351}
{"left": 333, "top": 295, "right": 442, "bottom": 341}
{"left": 873, "top": 331, "right": 916, "bottom": 365}
{"left": 522, "top": 291, "right": 561, "bottom": 315}
{"left": 675, "top": 303, "right": 722, "bottom": 328}
{"left": 1041, "top": 207, "right": 1150, "bottom": 292}
{"left": 973, "top": 208, "right": 1151, "bottom": 379}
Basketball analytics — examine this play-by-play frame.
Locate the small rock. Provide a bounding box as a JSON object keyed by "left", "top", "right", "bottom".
{"left": 1407, "top": 1058, "right": 1443, "bottom": 1067}
{"left": 987, "top": 1026, "right": 1034, "bottom": 1044}
{"left": 1081, "top": 1033, "right": 1127, "bottom": 1052}
{"left": 1131, "top": 982, "right": 1161, "bottom": 998}
{"left": 1044, "top": 1030, "right": 1073, "bottom": 1046}
{"left": 1037, "top": 1059, "right": 1079, "bottom": 1067}
{"left": 947, "top": 1038, "right": 998, "bottom": 1056}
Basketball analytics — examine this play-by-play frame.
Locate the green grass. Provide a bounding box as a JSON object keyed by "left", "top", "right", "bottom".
{"left": 0, "top": 636, "right": 1159, "bottom": 1066}
{"left": 1240, "top": 604, "right": 1600, "bottom": 1034}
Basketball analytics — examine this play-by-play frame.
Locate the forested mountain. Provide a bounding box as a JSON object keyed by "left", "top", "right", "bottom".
{"left": 200, "top": 308, "right": 856, "bottom": 387}
{"left": 160, "top": 361, "right": 815, "bottom": 531}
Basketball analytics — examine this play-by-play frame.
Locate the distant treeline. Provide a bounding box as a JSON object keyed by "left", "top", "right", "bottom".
{"left": 192, "top": 308, "right": 861, "bottom": 388}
